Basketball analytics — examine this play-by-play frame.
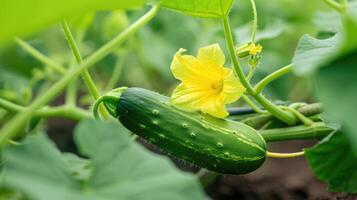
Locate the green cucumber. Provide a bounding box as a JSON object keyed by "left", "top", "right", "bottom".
{"left": 96, "top": 87, "right": 267, "bottom": 174}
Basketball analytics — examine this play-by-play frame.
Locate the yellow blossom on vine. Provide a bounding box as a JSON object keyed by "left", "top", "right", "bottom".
{"left": 236, "top": 43, "right": 263, "bottom": 57}
{"left": 170, "top": 44, "right": 245, "bottom": 118}
{"left": 249, "top": 44, "right": 262, "bottom": 56}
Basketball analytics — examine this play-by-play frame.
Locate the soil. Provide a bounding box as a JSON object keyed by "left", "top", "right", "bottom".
{"left": 47, "top": 118, "right": 357, "bottom": 200}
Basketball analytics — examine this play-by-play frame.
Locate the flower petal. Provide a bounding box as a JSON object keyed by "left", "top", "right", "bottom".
{"left": 170, "top": 48, "right": 206, "bottom": 82}
{"left": 200, "top": 96, "right": 228, "bottom": 118}
{"left": 171, "top": 83, "right": 208, "bottom": 111}
{"left": 220, "top": 69, "right": 246, "bottom": 104}
{"left": 197, "top": 44, "right": 225, "bottom": 67}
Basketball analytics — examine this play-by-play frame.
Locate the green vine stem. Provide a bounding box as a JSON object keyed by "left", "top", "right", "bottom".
{"left": 249, "top": 0, "right": 258, "bottom": 43}
{"left": 242, "top": 103, "right": 322, "bottom": 129}
{"left": 241, "top": 95, "right": 265, "bottom": 113}
{"left": 0, "top": 5, "right": 161, "bottom": 148}
{"left": 15, "top": 38, "right": 66, "bottom": 74}
{"left": 0, "top": 97, "right": 90, "bottom": 121}
{"left": 61, "top": 20, "right": 109, "bottom": 118}
{"left": 36, "top": 106, "right": 91, "bottom": 121}
{"left": 61, "top": 20, "right": 101, "bottom": 100}
{"left": 282, "top": 106, "right": 315, "bottom": 126}
{"left": 65, "top": 60, "right": 78, "bottom": 106}
{"left": 246, "top": 67, "right": 255, "bottom": 81}
{"left": 0, "top": 98, "right": 23, "bottom": 112}
{"left": 222, "top": 16, "right": 297, "bottom": 125}
{"left": 254, "top": 64, "right": 292, "bottom": 94}
{"left": 105, "top": 51, "right": 127, "bottom": 91}
{"left": 323, "top": 0, "right": 347, "bottom": 12}
{"left": 260, "top": 122, "right": 334, "bottom": 142}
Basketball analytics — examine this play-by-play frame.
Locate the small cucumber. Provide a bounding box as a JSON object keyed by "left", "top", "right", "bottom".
{"left": 96, "top": 87, "right": 267, "bottom": 174}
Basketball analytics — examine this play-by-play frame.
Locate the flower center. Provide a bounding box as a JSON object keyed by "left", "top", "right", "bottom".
{"left": 211, "top": 79, "right": 224, "bottom": 93}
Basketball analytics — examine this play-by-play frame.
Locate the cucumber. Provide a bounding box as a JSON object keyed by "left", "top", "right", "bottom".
{"left": 97, "top": 87, "right": 267, "bottom": 174}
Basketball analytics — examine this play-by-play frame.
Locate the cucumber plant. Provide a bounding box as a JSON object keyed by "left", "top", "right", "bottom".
{"left": 0, "top": 0, "right": 357, "bottom": 199}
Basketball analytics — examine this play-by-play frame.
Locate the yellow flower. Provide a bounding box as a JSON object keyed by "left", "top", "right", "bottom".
{"left": 236, "top": 43, "right": 263, "bottom": 57}
{"left": 249, "top": 44, "right": 263, "bottom": 56}
{"left": 170, "top": 44, "right": 245, "bottom": 118}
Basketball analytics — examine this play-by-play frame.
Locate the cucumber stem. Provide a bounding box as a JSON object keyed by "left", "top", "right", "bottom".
{"left": 259, "top": 122, "right": 334, "bottom": 142}
{"left": 92, "top": 96, "right": 105, "bottom": 120}
{"left": 266, "top": 151, "right": 305, "bottom": 158}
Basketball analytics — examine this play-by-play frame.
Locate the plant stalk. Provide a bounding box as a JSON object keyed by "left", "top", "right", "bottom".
{"left": 0, "top": 98, "right": 90, "bottom": 121}
{"left": 254, "top": 64, "right": 293, "bottom": 94}
{"left": 249, "top": 0, "right": 258, "bottom": 43}
{"left": 61, "top": 20, "right": 109, "bottom": 118}
{"left": 61, "top": 20, "right": 101, "bottom": 100}
{"left": 222, "top": 16, "right": 297, "bottom": 125}
{"left": 322, "top": 0, "right": 346, "bottom": 12}
{"left": 259, "top": 122, "right": 334, "bottom": 142}
{"left": 15, "top": 38, "right": 66, "bottom": 74}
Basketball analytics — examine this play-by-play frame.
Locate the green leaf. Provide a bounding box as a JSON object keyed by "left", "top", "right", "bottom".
{"left": 312, "top": 11, "right": 341, "bottom": 33}
{"left": 0, "top": 0, "right": 146, "bottom": 44}
{"left": 292, "top": 3, "right": 357, "bottom": 152}
{"left": 160, "top": 0, "right": 234, "bottom": 18}
{"left": 305, "top": 132, "right": 357, "bottom": 193}
{"left": 2, "top": 120, "right": 207, "bottom": 200}
{"left": 292, "top": 33, "right": 341, "bottom": 76}
{"left": 2, "top": 133, "right": 84, "bottom": 200}
{"left": 314, "top": 49, "right": 357, "bottom": 153}
{"left": 292, "top": 1, "right": 357, "bottom": 76}
{"left": 62, "top": 153, "right": 92, "bottom": 182}
{"left": 312, "top": 15, "right": 357, "bottom": 153}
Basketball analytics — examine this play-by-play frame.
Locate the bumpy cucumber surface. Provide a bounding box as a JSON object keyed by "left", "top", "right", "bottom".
{"left": 102, "top": 87, "right": 267, "bottom": 174}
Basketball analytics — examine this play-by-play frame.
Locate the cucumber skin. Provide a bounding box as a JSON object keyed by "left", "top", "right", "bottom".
{"left": 110, "top": 87, "right": 266, "bottom": 174}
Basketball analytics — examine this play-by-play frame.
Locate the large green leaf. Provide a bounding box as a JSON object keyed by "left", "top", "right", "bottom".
{"left": 1, "top": 120, "right": 207, "bottom": 200}
{"left": 312, "top": 15, "right": 357, "bottom": 153}
{"left": 292, "top": 3, "right": 357, "bottom": 152}
{"left": 292, "top": 1, "right": 357, "bottom": 75}
{"left": 292, "top": 33, "right": 341, "bottom": 75}
{"left": 0, "top": 0, "right": 146, "bottom": 44}
{"left": 312, "top": 11, "right": 341, "bottom": 33}
{"left": 314, "top": 49, "right": 357, "bottom": 153}
{"left": 160, "top": 0, "right": 234, "bottom": 18}
{"left": 305, "top": 132, "right": 357, "bottom": 193}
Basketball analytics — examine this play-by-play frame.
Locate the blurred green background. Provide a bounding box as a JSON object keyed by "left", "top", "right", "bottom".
{"left": 0, "top": 0, "right": 332, "bottom": 113}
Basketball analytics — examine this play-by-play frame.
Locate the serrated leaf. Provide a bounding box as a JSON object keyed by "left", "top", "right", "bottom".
{"left": 292, "top": 33, "right": 341, "bottom": 75}
{"left": 2, "top": 120, "right": 207, "bottom": 200}
{"left": 161, "top": 0, "right": 234, "bottom": 18}
{"left": 305, "top": 132, "right": 357, "bottom": 193}
{"left": 0, "top": 0, "right": 146, "bottom": 44}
